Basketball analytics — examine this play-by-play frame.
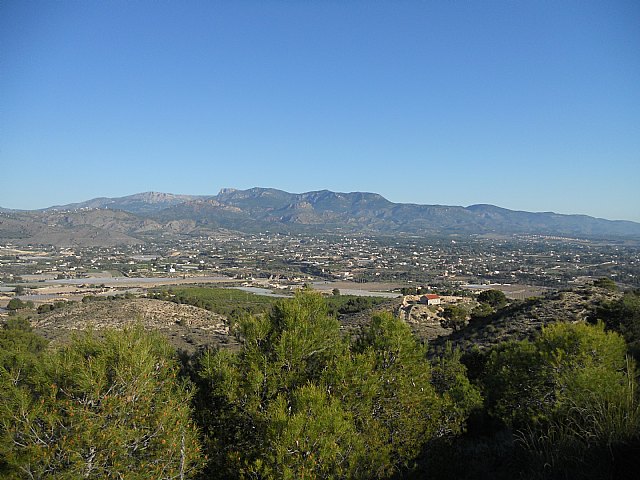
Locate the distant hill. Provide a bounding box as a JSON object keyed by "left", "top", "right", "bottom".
{"left": 0, "top": 209, "right": 145, "bottom": 246}
{"left": 1, "top": 187, "right": 639, "bottom": 246}
{"left": 45, "top": 192, "right": 211, "bottom": 215}
{"left": 155, "top": 187, "right": 640, "bottom": 238}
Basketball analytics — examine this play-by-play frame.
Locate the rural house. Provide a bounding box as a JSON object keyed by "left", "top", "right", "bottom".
{"left": 419, "top": 294, "right": 441, "bottom": 305}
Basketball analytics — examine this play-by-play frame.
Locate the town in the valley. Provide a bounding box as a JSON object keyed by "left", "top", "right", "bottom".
{"left": 2, "top": 231, "right": 638, "bottom": 310}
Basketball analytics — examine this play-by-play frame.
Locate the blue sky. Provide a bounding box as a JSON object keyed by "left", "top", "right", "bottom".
{"left": 2, "top": 1, "right": 639, "bottom": 221}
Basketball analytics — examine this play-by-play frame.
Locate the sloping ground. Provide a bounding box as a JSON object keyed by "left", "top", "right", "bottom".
{"left": 334, "top": 298, "right": 456, "bottom": 343}
{"left": 30, "top": 298, "right": 239, "bottom": 353}
{"left": 0, "top": 210, "right": 144, "bottom": 246}
{"left": 23, "top": 286, "right": 622, "bottom": 357}
{"left": 429, "top": 286, "right": 621, "bottom": 355}
{"left": 396, "top": 302, "right": 453, "bottom": 340}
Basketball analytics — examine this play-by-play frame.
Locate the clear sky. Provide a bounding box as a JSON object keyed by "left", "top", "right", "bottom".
{"left": 2, "top": 1, "right": 639, "bottom": 221}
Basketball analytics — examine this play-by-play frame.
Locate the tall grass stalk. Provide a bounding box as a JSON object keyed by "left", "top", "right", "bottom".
{"left": 516, "top": 355, "right": 640, "bottom": 478}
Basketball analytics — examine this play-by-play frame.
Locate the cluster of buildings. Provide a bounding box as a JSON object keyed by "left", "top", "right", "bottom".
{"left": 2, "top": 231, "right": 639, "bottom": 293}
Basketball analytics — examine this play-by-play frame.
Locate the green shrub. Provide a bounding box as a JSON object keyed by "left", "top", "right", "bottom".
{"left": 0, "top": 326, "right": 203, "bottom": 479}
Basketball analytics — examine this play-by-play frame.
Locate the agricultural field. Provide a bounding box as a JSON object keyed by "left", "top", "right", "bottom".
{"left": 149, "top": 286, "right": 391, "bottom": 321}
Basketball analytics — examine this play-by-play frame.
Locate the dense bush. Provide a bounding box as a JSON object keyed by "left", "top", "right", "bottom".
{"left": 2, "top": 291, "right": 638, "bottom": 479}
{"left": 477, "top": 289, "right": 508, "bottom": 309}
{"left": 482, "top": 321, "right": 640, "bottom": 478}
{"left": 594, "top": 289, "right": 640, "bottom": 360}
{"left": 6, "top": 298, "right": 30, "bottom": 311}
{"left": 0, "top": 325, "right": 203, "bottom": 479}
{"left": 195, "top": 292, "right": 479, "bottom": 479}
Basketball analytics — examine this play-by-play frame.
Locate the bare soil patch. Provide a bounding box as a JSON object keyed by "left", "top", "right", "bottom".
{"left": 30, "top": 298, "right": 239, "bottom": 353}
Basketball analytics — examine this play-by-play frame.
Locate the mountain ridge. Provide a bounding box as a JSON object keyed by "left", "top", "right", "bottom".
{"left": 43, "top": 191, "right": 212, "bottom": 215}
{"left": 1, "top": 187, "right": 639, "bottom": 246}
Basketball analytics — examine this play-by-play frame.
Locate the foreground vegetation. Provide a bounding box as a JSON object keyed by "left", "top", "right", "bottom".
{"left": 1, "top": 290, "right": 639, "bottom": 479}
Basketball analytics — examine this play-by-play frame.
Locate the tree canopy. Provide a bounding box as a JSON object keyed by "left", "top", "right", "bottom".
{"left": 1, "top": 289, "right": 638, "bottom": 479}
{"left": 0, "top": 325, "right": 203, "bottom": 479}
{"left": 482, "top": 321, "right": 639, "bottom": 478}
{"left": 196, "top": 292, "right": 479, "bottom": 479}
{"left": 477, "top": 289, "right": 507, "bottom": 308}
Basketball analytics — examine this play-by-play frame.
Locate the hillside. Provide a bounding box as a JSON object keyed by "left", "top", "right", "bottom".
{"left": 2, "top": 187, "right": 640, "bottom": 245}
{"left": 21, "top": 284, "right": 627, "bottom": 358}
{"left": 45, "top": 191, "right": 210, "bottom": 215}
{"left": 30, "top": 298, "right": 238, "bottom": 353}
{"left": 428, "top": 285, "right": 622, "bottom": 355}
{"left": 0, "top": 207, "right": 209, "bottom": 246}
{"left": 0, "top": 209, "right": 145, "bottom": 246}
{"left": 153, "top": 187, "right": 640, "bottom": 237}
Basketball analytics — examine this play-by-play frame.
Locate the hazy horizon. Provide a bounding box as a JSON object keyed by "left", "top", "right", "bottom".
{"left": 2, "top": 1, "right": 639, "bottom": 222}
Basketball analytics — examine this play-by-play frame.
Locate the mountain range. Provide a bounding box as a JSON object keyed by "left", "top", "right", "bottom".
{"left": 1, "top": 188, "right": 639, "bottom": 246}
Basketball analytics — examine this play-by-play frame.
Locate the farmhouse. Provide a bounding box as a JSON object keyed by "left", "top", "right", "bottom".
{"left": 419, "top": 294, "right": 441, "bottom": 305}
